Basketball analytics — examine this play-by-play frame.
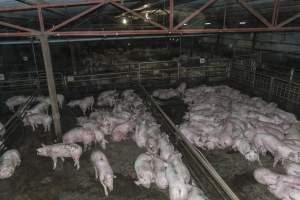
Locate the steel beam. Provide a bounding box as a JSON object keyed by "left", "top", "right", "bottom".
{"left": 238, "top": 0, "right": 272, "bottom": 27}
{"left": 48, "top": 2, "right": 107, "bottom": 32}
{"left": 48, "top": 29, "right": 169, "bottom": 36}
{"left": 110, "top": 1, "right": 167, "bottom": 30}
{"left": 38, "top": 8, "right": 45, "bottom": 32}
{"left": 39, "top": 35, "right": 62, "bottom": 141}
{"left": 0, "top": 20, "right": 39, "bottom": 33}
{"left": 174, "top": 0, "right": 218, "bottom": 30}
{"left": 169, "top": 0, "right": 174, "bottom": 31}
{"left": 272, "top": 0, "right": 280, "bottom": 26}
{"left": 0, "top": 0, "right": 121, "bottom": 12}
{"left": 277, "top": 13, "right": 300, "bottom": 27}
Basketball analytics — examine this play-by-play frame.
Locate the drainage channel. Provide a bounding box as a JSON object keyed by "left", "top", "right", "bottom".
{"left": 138, "top": 84, "right": 240, "bottom": 200}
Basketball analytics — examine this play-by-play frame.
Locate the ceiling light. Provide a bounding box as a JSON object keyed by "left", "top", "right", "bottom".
{"left": 122, "top": 18, "right": 128, "bottom": 25}
{"left": 204, "top": 22, "right": 211, "bottom": 25}
{"left": 145, "top": 12, "right": 150, "bottom": 20}
{"left": 239, "top": 21, "right": 247, "bottom": 25}
{"left": 183, "top": 23, "right": 188, "bottom": 26}
{"left": 143, "top": 4, "right": 149, "bottom": 9}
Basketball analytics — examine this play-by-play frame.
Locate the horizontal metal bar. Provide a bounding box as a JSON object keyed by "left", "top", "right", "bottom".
{"left": 0, "top": 0, "right": 121, "bottom": 12}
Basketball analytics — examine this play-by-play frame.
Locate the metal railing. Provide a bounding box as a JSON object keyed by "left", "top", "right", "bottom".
{"left": 139, "top": 84, "right": 240, "bottom": 200}
{"left": 230, "top": 59, "right": 300, "bottom": 116}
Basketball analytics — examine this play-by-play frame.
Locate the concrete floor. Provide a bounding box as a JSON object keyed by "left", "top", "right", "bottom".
{"left": 0, "top": 106, "right": 169, "bottom": 200}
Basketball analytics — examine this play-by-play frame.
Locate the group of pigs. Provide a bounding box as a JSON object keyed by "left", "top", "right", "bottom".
{"left": 1, "top": 89, "right": 208, "bottom": 199}
{"left": 154, "top": 84, "right": 300, "bottom": 200}
{"left": 65, "top": 89, "right": 208, "bottom": 199}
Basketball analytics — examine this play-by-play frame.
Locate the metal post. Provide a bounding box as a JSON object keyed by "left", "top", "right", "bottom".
{"left": 268, "top": 77, "right": 274, "bottom": 101}
{"left": 138, "top": 63, "right": 141, "bottom": 82}
{"left": 31, "top": 38, "right": 40, "bottom": 89}
{"left": 289, "top": 68, "right": 294, "bottom": 84}
{"left": 251, "top": 62, "right": 256, "bottom": 92}
{"left": 69, "top": 43, "right": 77, "bottom": 75}
{"left": 177, "top": 61, "right": 180, "bottom": 80}
{"left": 39, "top": 34, "right": 62, "bottom": 141}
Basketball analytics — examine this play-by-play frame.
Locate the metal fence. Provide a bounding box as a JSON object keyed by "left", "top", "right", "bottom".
{"left": 230, "top": 58, "right": 300, "bottom": 116}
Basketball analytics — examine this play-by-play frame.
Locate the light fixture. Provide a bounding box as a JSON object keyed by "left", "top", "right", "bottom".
{"left": 122, "top": 18, "right": 128, "bottom": 25}
{"left": 183, "top": 23, "right": 188, "bottom": 26}
{"left": 204, "top": 22, "right": 211, "bottom": 25}
{"left": 143, "top": 4, "right": 149, "bottom": 9}
{"left": 239, "top": 21, "right": 247, "bottom": 25}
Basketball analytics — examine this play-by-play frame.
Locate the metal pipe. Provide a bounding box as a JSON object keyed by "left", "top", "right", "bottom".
{"left": 31, "top": 38, "right": 40, "bottom": 89}
{"left": 0, "top": 34, "right": 215, "bottom": 45}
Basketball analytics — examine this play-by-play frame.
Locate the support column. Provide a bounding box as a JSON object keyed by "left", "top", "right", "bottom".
{"left": 39, "top": 35, "right": 62, "bottom": 141}
{"left": 69, "top": 43, "right": 77, "bottom": 75}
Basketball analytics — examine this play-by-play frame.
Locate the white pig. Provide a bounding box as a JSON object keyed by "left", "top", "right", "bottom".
{"left": 0, "top": 149, "right": 21, "bottom": 179}
{"left": 90, "top": 150, "right": 114, "bottom": 196}
{"left": 23, "top": 113, "right": 52, "bottom": 132}
{"left": 5, "top": 95, "right": 28, "bottom": 111}
{"left": 36, "top": 143, "right": 82, "bottom": 170}
{"left": 153, "top": 157, "right": 168, "bottom": 189}
{"left": 26, "top": 102, "right": 50, "bottom": 115}
{"left": 166, "top": 163, "right": 189, "bottom": 200}
{"left": 158, "top": 135, "right": 175, "bottom": 161}
{"left": 284, "top": 161, "right": 300, "bottom": 177}
{"left": 187, "top": 185, "right": 209, "bottom": 200}
{"left": 168, "top": 153, "right": 190, "bottom": 184}
{"left": 134, "top": 153, "right": 154, "bottom": 188}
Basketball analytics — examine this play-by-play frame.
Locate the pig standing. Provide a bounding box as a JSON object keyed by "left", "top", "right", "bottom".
{"left": 67, "top": 96, "right": 94, "bottom": 115}
{"left": 187, "top": 185, "right": 209, "bottom": 200}
{"left": 168, "top": 153, "right": 191, "bottom": 184}
{"left": 134, "top": 153, "right": 154, "bottom": 188}
{"left": 158, "top": 135, "right": 175, "bottom": 161}
{"left": 23, "top": 113, "right": 52, "bottom": 132}
{"left": 36, "top": 143, "right": 82, "bottom": 170}
{"left": 0, "top": 149, "right": 21, "bottom": 179}
{"left": 90, "top": 150, "right": 114, "bottom": 196}
{"left": 5, "top": 96, "right": 29, "bottom": 111}
{"left": 111, "top": 120, "right": 135, "bottom": 142}
{"left": 26, "top": 102, "right": 49, "bottom": 115}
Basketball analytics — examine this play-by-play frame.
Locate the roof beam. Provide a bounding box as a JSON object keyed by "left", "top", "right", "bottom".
{"left": 0, "top": 20, "right": 39, "bottom": 33}
{"left": 238, "top": 0, "right": 272, "bottom": 27}
{"left": 109, "top": 1, "right": 167, "bottom": 30}
{"left": 174, "top": 0, "right": 218, "bottom": 30}
{"left": 14, "top": 0, "right": 66, "bottom": 18}
{"left": 47, "top": 2, "right": 107, "bottom": 32}
{"left": 277, "top": 12, "right": 300, "bottom": 27}
{"left": 0, "top": 0, "right": 122, "bottom": 12}
{"left": 272, "top": 0, "right": 280, "bottom": 26}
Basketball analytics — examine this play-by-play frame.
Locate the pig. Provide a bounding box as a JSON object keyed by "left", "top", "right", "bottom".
{"left": 36, "top": 143, "right": 82, "bottom": 170}
{"left": 63, "top": 127, "right": 95, "bottom": 151}
{"left": 0, "top": 150, "right": 21, "bottom": 179}
{"left": 166, "top": 162, "right": 189, "bottom": 200}
{"left": 253, "top": 133, "right": 294, "bottom": 167}
{"left": 134, "top": 120, "right": 148, "bottom": 148}
{"left": 284, "top": 162, "right": 300, "bottom": 177}
{"left": 67, "top": 96, "right": 94, "bottom": 115}
{"left": 63, "top": 127, "right": 107, "bottom": 151}
{"left": 152, "top": 88, "right": 179, "bottom": 100}
{"left": 23, "top": 113, "right": 52, "bottom": 132}
{"left": 232, "top": 138, "right": 261, "bottom": 164}
{"left": 5, "top": 95, "right": 29, "bottom": 111}
{"left": 0, "top": 122, "right": 5, "bottom": 136}
{"left": 158, "top": 135, "right": 175, "bottom": 161}
{"left": 26, "top": 102, "right": 50, "bottom": 115}
{"left": 254, "top": 168, "right": 300, "bottom": 200}
{"left": 37, "top": 94, "right": 64, "bottom": 109}
{"left": 90, "top": 150, "right": 114, "bottom": 196}
{"left": 134, "top": 153, "right": 154, "bottom": 188}
{"left": 187, "top": 185, "right": 209, "bottom": 200}
{"left": 111, "top": 120, "right": 135, "bottom": 142}
{"left": 168, "top": 153, "right": 190, "bottom": 184}
{"left": 145, "top": 137, "right": 159, "bottom": 155}
{"left": 153, "top": 157, "right": 168, "bottom": 189}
